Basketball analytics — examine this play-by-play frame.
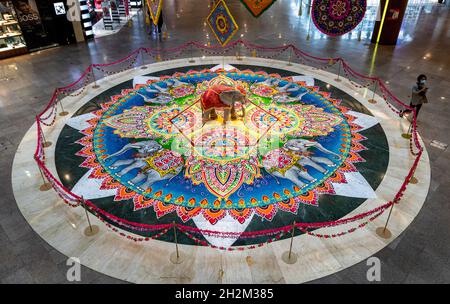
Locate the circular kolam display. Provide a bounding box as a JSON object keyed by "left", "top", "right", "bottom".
{"left": 54, "top": 66, "right": 390, "bottom": 248}
{"left": 311, "top": 0, "right": 367, "bottom": 36}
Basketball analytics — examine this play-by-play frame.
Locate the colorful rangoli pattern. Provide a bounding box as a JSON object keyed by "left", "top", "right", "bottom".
{"left": 75, "top": 69, "right": 368, "bottom": 226}
{"left": 311, "top": 0, "right": 366, "bottom": 36}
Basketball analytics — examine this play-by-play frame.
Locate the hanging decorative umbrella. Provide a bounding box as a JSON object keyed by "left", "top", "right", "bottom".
{"left": 311, "top": 0, "right": 366, "bottom": 36}
{"left": 240, "top": 0, "right": 277, "bottom": 17}
{"left": 207, "top": 0, "right": 239, "bottom": 46}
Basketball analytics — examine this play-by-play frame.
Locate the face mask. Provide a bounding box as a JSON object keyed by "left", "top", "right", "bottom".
{"left": 420, "top": 79, "right": 426, "bottom": 84}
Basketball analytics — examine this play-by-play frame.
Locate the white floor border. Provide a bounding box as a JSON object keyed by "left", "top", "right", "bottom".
{"left": 12, "top": 57, "right": 431, "bottom": 283}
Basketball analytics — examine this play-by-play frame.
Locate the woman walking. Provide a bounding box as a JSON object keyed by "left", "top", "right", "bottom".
{"left": 399, "top": 74, "right": 428, "bottom": 119}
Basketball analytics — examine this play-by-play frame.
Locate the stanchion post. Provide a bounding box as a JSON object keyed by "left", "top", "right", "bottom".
{"left": 408, "top": 125, "right": 419, "bottom": 184}
{"left": 334, "top": 59, "right": 342, "bottom": 82}
{"left": 81, "top": 196, "right": 99, "bottom": 236}
{"left": 58, "top": 97, "right": 69, "bottom": 116}
{"left": 306, "top": 2, "right": 312, "bottom": 40}
{"left": 402, "top": 120, "right": 413, "bottom": 139}
{"left": 281, "top": 221, "right": 298, "bottom": 264}
{"left": 174, "top": 221, "right": 179, "bottom": 259}
{"left": 37, "top": 164, "right": 52, "bottom": 191}
{"left": 368, "top": 80, "right": 378, "bottom": 104}
{"left": 236, "top": 41, "right": 243, "bottom": 61}
{"left": 170, "top": 221, "right": 184, "bottom": 264}
{"left": 41, "top": 128, "right": 52, "bottom": 148}
{"left": 188, "top": 44, "right": 195, "bottom": 63}
{"left": 376, "top": 202, "right": 394, "bottom": 239}
{"left": 91, "top": 66, "right": 100, "bottom": 89}
{"left": 140, "top": 48, "right": 148, "bottom": 69}
{"left": 409, "top": 173, "right": 419, "bottom": 184}
{"left": 287, "top": 46, "right": 293, "bottom": 66}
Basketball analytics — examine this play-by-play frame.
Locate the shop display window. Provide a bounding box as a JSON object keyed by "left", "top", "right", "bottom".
{"left": 0, "top": 0, "right": 27, "bottom": 54}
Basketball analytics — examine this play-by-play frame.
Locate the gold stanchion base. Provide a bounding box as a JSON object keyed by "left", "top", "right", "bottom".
{"left": 375, "top": 227, "right": 392, "bottom": 239}
{"left": 188, "top": 59, "right": 195, "bottom": 63}
{"left": 43, "top": 141, "right": 52, "bottom": 148}
{"left": 236, "top": 57, "right": 243, "bottom": 61}
{"left": 59, "top": 111, "right": 69, "bottom": 116}
{"left": 92, "top": 84, "right": 100, "bottom": 89}
{"left": 287, "top": 62, "right": 293, "bottom": 66}
{"left": 39, "top": 183, "right": 52, "bottom": 191}
{"left": 334, "top": 78, "right": 342, "bottom": 82}
{"left": 401, "top": 133, "right": 412, "bottom": 139}
{"left": 169, "top": 251, "right": 185, "bottom": 264}
{"left": 281, "top": 251, "right": 298, "bottom": 264}
{"left": 84, "top": 225, "right": 99, "bottom": 236}
{"left": 409, "top": 176, "right": 418, "bottom": 184}
{"left": 368, "top": 99, "right": 377, "bottom": 104}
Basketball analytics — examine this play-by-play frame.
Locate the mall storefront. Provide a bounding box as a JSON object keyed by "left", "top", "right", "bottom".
{"left": 0, "top": 0, "right": 142, "bottom": 59}
{"left": 0, "top": 0, "right": 84, "bottom": 59}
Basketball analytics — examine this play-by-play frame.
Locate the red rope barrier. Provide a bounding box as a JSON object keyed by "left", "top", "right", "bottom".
{"left": 31, "top": 40, "right": 424, "bottom": 246}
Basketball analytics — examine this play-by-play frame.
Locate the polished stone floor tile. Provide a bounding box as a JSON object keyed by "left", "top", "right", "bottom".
{"left": 0, "top": 1, "right": 449, "bottom": 283}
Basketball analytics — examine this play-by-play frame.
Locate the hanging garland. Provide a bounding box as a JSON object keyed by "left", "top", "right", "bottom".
{"left": 240, "top": 0, "right": 277, "bottom": 17}
{"left": 146, "top": 0, "right": 163, "bottom": 26}
{"left": 311, "top": 0, "right": 366, "bottom": 36}
{"left": 207, "top": 0, "right": 239, "bottom": 46}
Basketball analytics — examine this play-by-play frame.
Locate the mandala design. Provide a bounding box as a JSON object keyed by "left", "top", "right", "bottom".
{"left": 251, "top": 83, "right": 279, "bottom": 97}
{"left": 207, "top": 0, "right": 239, "bottom": 46}
{"left": 170, "top": 84, "right": 195, "bottom": 98}
{"left": 72, "top": 68, "right": 372, "bottom": 229}
{"left": 312, "top": 0, "right": 366, "bottom": 36}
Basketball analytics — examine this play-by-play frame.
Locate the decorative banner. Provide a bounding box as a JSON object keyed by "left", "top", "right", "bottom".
{"left": 240, "top": 0, "right": 277, "bottom": 17}
{"left": 146, "top": 0, "right": 163, "bottom": 25}
{"left": 207, "top": 0, "right": 239, "bottom": 46}
{"left": 101, "top": 0, "right": 111, "bottom": 19}
{"left": 311, "top": 0, "right": 366, "bottom": 36}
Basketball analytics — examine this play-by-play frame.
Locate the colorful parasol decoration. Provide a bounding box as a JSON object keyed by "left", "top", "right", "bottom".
{"left": 311, "top": 0, "right": 366, "bottom": 36}
{"left": 207, "top": 0, "right": 239, "bottom": 46}
{"left": 146, "top": 0, "right": 163, "bottom": 26}
{"left": 240, "top": 0, "right": 277, "bottom": 17}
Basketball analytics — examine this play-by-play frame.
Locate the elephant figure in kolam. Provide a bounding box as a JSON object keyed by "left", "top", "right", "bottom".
{"left": 262, "top": 138, "right": 341, "bottom": 188}
{"left": 104, "top": 140, "right": 184, "bottom": 191}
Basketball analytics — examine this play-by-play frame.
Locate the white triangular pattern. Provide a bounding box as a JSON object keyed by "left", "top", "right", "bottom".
{"left": 192, "top": 212, "right": 255, "bottom": 248}
{"left": 292, "top": 75, "right": 315, "bottom": 86}
{"left": 331, "top": 171, "right": 377, "bottom": 199}
{"left": 210, "top": 64, "right": 237, "bottom": 72}
{"left": 66, "top": 112, "right": 97, "bottom": 131}
{"left": 71, "top": 168, "right": 117, "bottom": 200}
{"left": 347, "top": 110, "right": 379, "bottom": 132}
{"left": 132, "top": 76, "right": 160, "bottom": 88}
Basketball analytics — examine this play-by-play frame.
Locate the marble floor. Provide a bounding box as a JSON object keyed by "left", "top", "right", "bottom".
{"left": 0, "top": 1, "right": 449, "bottom": 283}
